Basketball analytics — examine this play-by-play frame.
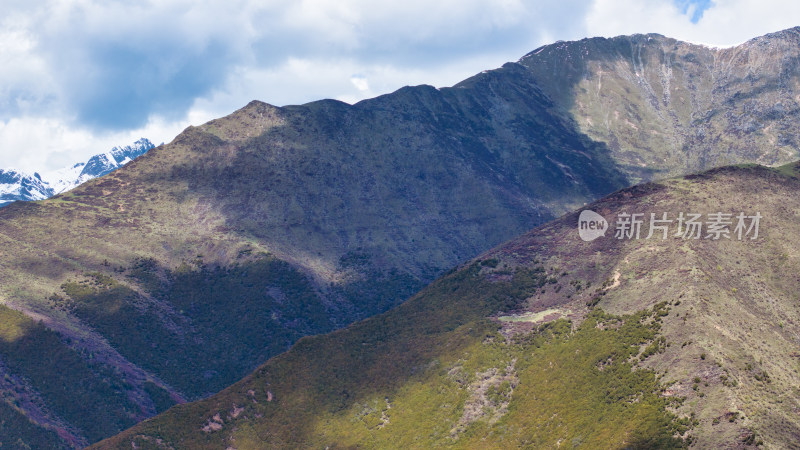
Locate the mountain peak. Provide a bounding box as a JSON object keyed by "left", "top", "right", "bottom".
{"left": 78, "top": 138, "right": 153, "bottom": 180}
{"left": 0, "top": 168, "right": 54, "bottom": 207}
{"left": 0, "top": 138, "right": 154, "bottom": 207}
{"left": 195, "top": 101, "right": 285, "bottom": 142}
{"left": 3, "top": 27, "right": 800, "bottom": 448}
{"left": 751, "top": 25, "right": 800, "bottom": 42}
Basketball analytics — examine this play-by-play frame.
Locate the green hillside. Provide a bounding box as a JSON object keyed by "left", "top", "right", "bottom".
{"left": 98, "top": 163, "right": 800, "bottom": 448}
{"left": 3, "top": 28, "right": 800, "bottom": 446}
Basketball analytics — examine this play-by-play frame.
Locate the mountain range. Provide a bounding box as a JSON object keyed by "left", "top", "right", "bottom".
{"left": 100, "top": 162, "right": 800, "bottom": 448}
{"left": 1, "top": 27, "right": 800, "bottom": 447}
{"left": 0, "top": 138, "right": 154, "bottom": 207}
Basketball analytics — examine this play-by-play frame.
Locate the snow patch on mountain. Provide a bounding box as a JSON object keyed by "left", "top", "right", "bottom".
{"left": 0, "top": 169, "right": 54, "bottom": 207}
{"left": 0, "top": 138, "right": 155, "bottom": 207}
{"left": 43, "top": 162, "right": 88, "bottom": 194}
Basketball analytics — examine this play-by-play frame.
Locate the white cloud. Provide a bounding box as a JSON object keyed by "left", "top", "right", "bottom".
{"left": 0, "top": 0, "right": 798, "bottom": 172}
{"left": 688, "top": 0, "right": 800, "bottom": 45}
{"left": 585, "top": 0, "right": 800, "bottom": 47}
{"left": 350, "top": 76, "right": 370, "bottom": 92}
{"left": 0, "top": 25, "right": 56, "bottom": 119}
{"left": 0, "top": 115, "right": 197, "bottom": 174}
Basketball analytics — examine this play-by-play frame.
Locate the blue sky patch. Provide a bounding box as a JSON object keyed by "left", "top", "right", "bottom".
{"left": 674, "top": 0, "right": 714, "bottom": 23}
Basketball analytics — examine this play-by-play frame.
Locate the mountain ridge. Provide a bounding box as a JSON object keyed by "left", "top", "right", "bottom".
{"left": 1, "top": 28, "right": 800, "bottom": 446}
{"left": 518, "top": 26, "right": 800, "bottom": 182}
{"left": 97, "top": 161, "right": 800, "bottom": 448}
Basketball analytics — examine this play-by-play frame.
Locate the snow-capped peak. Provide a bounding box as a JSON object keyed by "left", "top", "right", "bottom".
{"left": 0, "top": 138, "right": 155, "bottom": 207}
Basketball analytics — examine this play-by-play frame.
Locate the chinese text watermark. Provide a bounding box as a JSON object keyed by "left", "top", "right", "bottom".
{"left": 578, "top": 210, "right": 761, "bottom": 242}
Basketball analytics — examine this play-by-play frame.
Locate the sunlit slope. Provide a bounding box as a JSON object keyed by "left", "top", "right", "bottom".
{"left": 0, "top": 62, "right": 626, "bottom": 446}
{"left": 5, "top": 27, "right": 800, "bottom": 446}
{"left": 521, "top": 27, "right": 800, "bottom": 182}
{"left": 100, "top": 163, "right": 800, "bottom": 448}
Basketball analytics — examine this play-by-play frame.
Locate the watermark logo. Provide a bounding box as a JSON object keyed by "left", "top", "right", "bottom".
{"left": 578, "top": 211, "right": 762, "bottom": 241}
{"left": 578, "top": 210, "right": 608, "bottom": 242}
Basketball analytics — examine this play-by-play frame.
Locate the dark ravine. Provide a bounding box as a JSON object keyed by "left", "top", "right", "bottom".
{"left": 1, "top": 28, "right": 800, "bottom": 446}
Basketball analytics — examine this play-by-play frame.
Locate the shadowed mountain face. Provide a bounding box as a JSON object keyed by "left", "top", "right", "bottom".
{"left": 98, "top": 163, "right": 800, "bottom": 449}
{"left": 2, "top": 28, "right": 800, "bottom": 446}
{"left": 0, "top": 50, "right": 627, "bottom": 448}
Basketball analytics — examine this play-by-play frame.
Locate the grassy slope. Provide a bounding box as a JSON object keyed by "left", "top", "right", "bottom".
{"left": 3, "top": 29, "right": 800, "bottom": 446}
{"left": 0, "top": 305, "right": 138, "bottom": 448}
{"left": 57, "top": 256, "right": 333, "bottom": 398}
{"left": 0, "top": 59, "right": 627, "bottom": 445}
{"left": 98, "top": 265, "right": 688, "bottom": 449}
{"left": 98, "top": 163, "right": 800, "bottom": 448}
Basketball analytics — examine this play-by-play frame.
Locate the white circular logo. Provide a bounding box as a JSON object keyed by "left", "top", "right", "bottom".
{"left": 578, "top": 210, "right": 608, "bottom": 242}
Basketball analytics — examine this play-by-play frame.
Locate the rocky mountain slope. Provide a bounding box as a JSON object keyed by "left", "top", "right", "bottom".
{"left": 99, "top": 162, "right": 800, "bottom": 449}
{"left": 0, "top": 138, "right": 154, "bottom": 207}
{"left": 1, "top": 28, "right": 800, "bottom": 446}
{"left": 0, "top": 170, "right": 53, "bottom": 207}
{"left": 521, "top": 27, "right": 800, "bottom": 182}
{"left": 0, "top": 87, "right": 624, "bottom": 448}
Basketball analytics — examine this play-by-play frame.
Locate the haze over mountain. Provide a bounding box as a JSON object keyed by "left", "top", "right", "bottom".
{"left": 1, "top": 28, "right": 799, "bottom": 447}
{"left": 0, "top": 139, "right": 154, "bottom": 207}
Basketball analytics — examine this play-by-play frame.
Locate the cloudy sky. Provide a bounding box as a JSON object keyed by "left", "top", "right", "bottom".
{"left": 1, "top": 0, "right": 798, "bottom": 173}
